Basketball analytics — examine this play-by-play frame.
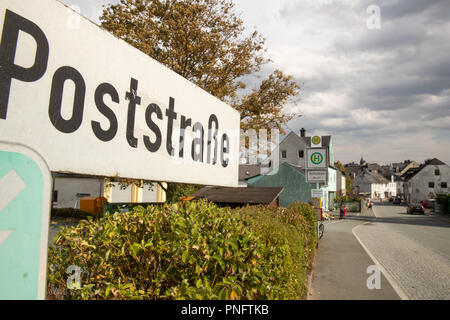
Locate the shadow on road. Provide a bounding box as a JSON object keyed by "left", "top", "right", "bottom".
{"left": 345, "top": 207, "right": 450, "bottom": 229}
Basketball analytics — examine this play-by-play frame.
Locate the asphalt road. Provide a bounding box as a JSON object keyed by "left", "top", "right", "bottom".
{"left": 309, "top": 208, "right": 400, "bottom": 300}
{"left": 310, "top": 203, "right": 450, "bottom": 300}
{"left": 354, "top": 203, "right": 450, "bottom": 300}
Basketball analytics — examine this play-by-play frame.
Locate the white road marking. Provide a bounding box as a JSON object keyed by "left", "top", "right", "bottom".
{"left": 352, "top": 223, "right": 410, "bottom": 300}
{"left": 0, "top": 170, "right": 27, "bottom": 245}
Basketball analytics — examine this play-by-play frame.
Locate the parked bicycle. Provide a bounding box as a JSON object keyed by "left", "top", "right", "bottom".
{"left": 314, "top": 208, "right": 325, "bottom": 240}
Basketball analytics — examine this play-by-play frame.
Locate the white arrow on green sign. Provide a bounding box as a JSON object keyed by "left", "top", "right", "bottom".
{"left": 0, "top": 142, "right": 51, "bottom": 300}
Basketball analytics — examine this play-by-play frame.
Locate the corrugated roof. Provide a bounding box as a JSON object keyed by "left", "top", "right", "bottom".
{"left": 192, "top": 186, "right": 283, "bottom": 204}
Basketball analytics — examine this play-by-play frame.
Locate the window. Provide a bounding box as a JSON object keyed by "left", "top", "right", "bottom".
{"left": 429, "top": 182, "right": 435, "bottom": 188}
{"left": 441, "top": 182, "right": 448, "bottom": 188}
{"left": 435, "top": 169, "right": 440, "bottom": 176}
{"left": 298, "top": 150, "right": 304, "bottom": 158}
{"left": 281, "top": 150, "right": 287, "bottom": 158}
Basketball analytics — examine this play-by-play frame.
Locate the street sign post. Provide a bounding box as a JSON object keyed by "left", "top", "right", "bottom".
{"left": 0, "top": 142, "right": 51, "bottom": 300}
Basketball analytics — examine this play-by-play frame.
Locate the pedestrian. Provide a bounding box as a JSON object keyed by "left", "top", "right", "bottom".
{"left": 339, "top": 205, "right": 344, "bottom": 219}
{"left": 343, "top": 206, "right": 347, "bottom": 218}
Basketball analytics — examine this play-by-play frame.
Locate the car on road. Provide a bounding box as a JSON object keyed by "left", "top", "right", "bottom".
{"left": 407, "top": 203, "right": 425, "bottom": 215}
{"left": 420, "top": 199, "right": 435, "bottom": 209}
{"left": 392, "top": 197, "right": 402, "bottom": 205}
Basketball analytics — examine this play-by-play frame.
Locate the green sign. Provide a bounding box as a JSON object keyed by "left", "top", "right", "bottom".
{"left": 311, "top": 136, "right": 321, "bottom": 145}
{"left": 0, "top": 142, "right": 51, "bottom": 300}
{"left": 310, "top": 152, "right": 324, "bottom": 165}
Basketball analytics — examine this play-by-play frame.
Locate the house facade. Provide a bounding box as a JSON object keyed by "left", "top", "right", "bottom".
{"left": 278, "top": 128, "right": 337, "bottom": 210}
{"left": 403, "top": 159, "right": 449, "bottom": 203}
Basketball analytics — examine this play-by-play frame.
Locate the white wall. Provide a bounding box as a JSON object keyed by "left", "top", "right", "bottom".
{"left": 371, "top": 183, "right": 397, "bottom": 199}
{"left": 53, "top": 177, "right": 104, "bottom": 208}
{"left": 105, "top": 182, "right": 159, "bottom": 203}
{"left": 279, "top": 133, "right": 308, "bottom": 167}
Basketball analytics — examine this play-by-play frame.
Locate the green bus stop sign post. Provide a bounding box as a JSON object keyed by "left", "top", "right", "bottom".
{"left": 0, "top": 142, "right": 52, "bottom": 300}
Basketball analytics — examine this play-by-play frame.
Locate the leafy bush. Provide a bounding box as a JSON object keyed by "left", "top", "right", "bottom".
{"left": 335, "top": 195, "right": 361, "bottom": 204}
{"left": 436, "top": 194, "right": 450, "bottom": 205}
{"left": 48, "top": 201, "right": 316, "bottom": 300}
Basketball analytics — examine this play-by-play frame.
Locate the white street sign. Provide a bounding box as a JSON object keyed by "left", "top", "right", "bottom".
{"left": 311, "top": 189, "right": 324, "bottom": 199}
{"left": 0, "top": 0, "right": 240, "bottom": 186}
{"left": 307, "top": 170, "right": 327, "bottom": 183}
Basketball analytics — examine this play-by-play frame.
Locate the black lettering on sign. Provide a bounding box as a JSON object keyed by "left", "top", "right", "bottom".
{"left": 207, "top": 114, "right": 219, "bottom": 165}
{"left": 48, "top": 66, "right": 86, "bottom": 133}
{"left": 221, "top": 133, "right": 230, "bottom": 168}
{"left": 192, "top": 122, "right": 204, "bottom": 162}
{"left": 125, "top": 78, "right": 141, "bottom": 148}
{"left": 0, "top": 10, "right": 49, "bottom": 119}
{"left": 179, "top": 115, "right": 192, "bottom": 158}
{"left": 165, "top": 97, "right": 177, "bottom": 156}
{"left": 144, "top": 103, "right": 162, "bottom": 152}
{"left": 92, "top": 83, "right": 119, "bottom": 142}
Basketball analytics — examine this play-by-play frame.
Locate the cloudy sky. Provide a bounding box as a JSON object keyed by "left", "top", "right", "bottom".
{"left": 60, "top": 0, "right": 450, "bottom": 165}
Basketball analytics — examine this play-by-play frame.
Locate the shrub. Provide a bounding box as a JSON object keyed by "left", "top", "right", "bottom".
{"left": 47, "top": 200, "right": 316, "bottom": 300}
{"left": 335, "top": 195, "right": 361, "bottom": 204}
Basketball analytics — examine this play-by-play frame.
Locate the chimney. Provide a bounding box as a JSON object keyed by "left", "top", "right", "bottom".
{"left": 300, "top": 128, "right": 306, "bottom": 137}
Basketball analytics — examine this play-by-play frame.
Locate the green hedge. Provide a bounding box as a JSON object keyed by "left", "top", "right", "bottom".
{"left": 47, "top": 200, "right": 316, "bottom": 300}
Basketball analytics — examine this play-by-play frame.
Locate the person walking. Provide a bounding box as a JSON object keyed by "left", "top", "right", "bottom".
{"left": 339, "top": 205, "right": 345, "bottom": 219}
{"left": 343, "top": 206, "right": 347, "bottom": 219}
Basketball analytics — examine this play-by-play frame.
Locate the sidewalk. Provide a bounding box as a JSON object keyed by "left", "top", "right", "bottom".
{"left": 308, "top": 207, "right": 400, "bottom": 300}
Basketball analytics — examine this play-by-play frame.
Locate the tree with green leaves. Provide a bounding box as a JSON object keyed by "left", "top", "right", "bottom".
{"left": 100, "top": 0, "right": 300, "bottom": 133}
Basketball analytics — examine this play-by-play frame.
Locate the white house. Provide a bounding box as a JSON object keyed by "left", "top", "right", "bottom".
{"left": 353, "top": 170, "right": 397, "bottom": 199}
{"left": 403, "top": 158, "right": 449, "bottom": 203}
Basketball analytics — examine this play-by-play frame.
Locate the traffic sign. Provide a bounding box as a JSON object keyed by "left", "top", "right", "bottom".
{"left": 0, "top": 142, "right": 51, "bottom": 300}
{"left": 306, "top": 148, "right": 327, "bottom": 169}
{"left": 311, "top": 135, "right": 322, "bottom": 147}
